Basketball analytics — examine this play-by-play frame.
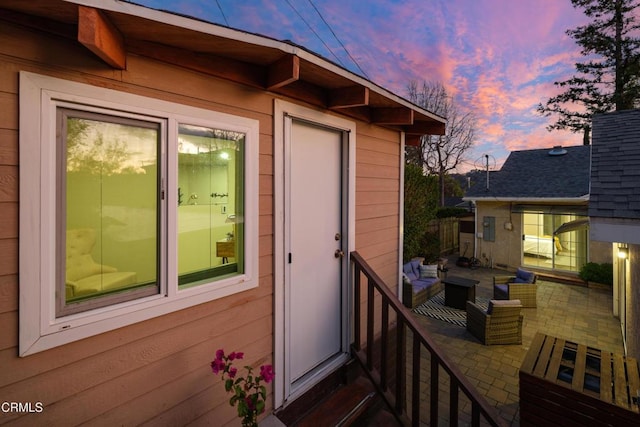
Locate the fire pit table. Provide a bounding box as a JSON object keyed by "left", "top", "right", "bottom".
{"left": 442, "top": 276, "right": 479, "bottom": 310}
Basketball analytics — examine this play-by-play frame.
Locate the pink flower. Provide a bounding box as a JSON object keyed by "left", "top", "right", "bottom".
{"left": 210, "top": 358, "right": 226, "bottom": 374}
{"left": 260, "top": 365, "right": 275, "bottom": 383}
{"left": 228, "top": 366, "right": 237, "bottom": 378}
{"left": 215, "top": 349, "right": 225, "bottom": 360}
{"left": 228, "top": 351, "right": 244, "bottom": 361}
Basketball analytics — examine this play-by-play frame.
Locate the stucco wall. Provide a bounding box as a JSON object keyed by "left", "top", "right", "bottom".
{"left": 589, "top": 240, "right": 614, "bottom": 264}
{"left": 473, "top": 202, "right": 521, "bottom": 270}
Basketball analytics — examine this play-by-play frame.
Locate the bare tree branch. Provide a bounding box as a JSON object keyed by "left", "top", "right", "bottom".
{"left": 407, "top": 80, "right": 476, "bottom": 206}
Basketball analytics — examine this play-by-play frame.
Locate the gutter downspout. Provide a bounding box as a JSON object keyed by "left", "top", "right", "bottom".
{"left": 398, "top": 133, "right": 406, "bottom": 303}
{"left": 473, "top": 201, "right": 478, "bottom": 259}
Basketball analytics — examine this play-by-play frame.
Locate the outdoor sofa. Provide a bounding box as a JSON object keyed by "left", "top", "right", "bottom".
{"left": 402, "top": 259, "right": 443, "bottom": 308}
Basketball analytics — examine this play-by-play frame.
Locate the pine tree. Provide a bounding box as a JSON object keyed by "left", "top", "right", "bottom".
{"left": 537, "top": 0, "right": 640, "bottom": 144}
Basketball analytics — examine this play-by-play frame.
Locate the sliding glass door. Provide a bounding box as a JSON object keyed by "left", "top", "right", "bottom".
{"left": 522, "top": 210, "right": 588, "bottom": 273}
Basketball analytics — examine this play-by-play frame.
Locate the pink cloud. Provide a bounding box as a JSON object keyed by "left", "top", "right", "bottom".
{"left": 148, "top": 0, "right": 594, "bottom": 175}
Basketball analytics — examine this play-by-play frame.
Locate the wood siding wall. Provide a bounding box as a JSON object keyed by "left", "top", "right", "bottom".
{"left": 0, "top": 18, "right": 401, "bottom": 425}
{"left": 354, "top": 127, "right": 401, "bottom": 349}
{"left": 625, "top": 244, "right": 640, "bottom": 360}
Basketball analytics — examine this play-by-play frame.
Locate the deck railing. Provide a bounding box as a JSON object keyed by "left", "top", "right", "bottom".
{"left": 350, "top": 251, "right": 508, "bottom": 427}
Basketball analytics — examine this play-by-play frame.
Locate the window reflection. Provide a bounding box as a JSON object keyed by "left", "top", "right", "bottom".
{"left": 61, "top": 111, "right": 160, "bottom": 315}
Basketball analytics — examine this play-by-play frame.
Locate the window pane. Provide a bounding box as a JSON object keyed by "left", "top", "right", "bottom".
{"left": 59, "top": 110, "right": 160, "bottom": 315}
{"left": 177, "top": 124, "right": 245, "bottom": 286}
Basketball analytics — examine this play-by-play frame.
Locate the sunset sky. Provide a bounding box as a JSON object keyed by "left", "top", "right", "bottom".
{"left": 134, "top": 0, "right": 590, "bottom": 171}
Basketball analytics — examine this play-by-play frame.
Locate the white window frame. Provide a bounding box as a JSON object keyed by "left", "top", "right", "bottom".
{"left": 19, "top": 71, "right": 259, "bottom": 356}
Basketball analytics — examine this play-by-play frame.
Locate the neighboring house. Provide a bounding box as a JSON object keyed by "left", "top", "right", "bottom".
{"left": 590, "top": 109, "right": 640, "bottom": 360}
{"left": 463, "top": 145, "right": 610, "bottom": 276}
{"left": 0, "top": 1, "right": 445, "bottom": 424}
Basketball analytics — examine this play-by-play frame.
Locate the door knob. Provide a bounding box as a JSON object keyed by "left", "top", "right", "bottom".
{"left": 334, "top": 249, "right": 345, "bottom": 258}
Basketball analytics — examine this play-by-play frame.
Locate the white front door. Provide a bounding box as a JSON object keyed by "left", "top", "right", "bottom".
{"left": 287, "top": 119, "right": 345, "bottom": 385}
{"left": 273, "top": 101, "right": 355, "bottom": 407}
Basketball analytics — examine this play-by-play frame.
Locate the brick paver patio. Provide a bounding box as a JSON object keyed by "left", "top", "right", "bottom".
{"left": 410, "top": 256, "right": 623, "bottom": 426}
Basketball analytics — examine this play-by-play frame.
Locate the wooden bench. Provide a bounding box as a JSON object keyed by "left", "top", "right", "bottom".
{"left": 520, "top": 332, "right": 640, "bottom": 426}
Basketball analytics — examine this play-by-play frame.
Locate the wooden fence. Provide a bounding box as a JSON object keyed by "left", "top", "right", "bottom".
{"left": 425, "top": 217, "right": 460, "bottom": 256}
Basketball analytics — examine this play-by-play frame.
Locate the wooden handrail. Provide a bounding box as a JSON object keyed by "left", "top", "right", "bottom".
{"left": 350, "top": 251, "right": 509, "bottom": 427}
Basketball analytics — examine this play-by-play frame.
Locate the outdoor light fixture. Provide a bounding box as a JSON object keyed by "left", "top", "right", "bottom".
{"left": 618, "top": 246, "right": 629, "bottom": 259}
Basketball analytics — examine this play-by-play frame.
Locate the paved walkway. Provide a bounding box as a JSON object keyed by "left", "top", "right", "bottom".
{"left": 410, "top": 256, "right": 624, "bottom": 426}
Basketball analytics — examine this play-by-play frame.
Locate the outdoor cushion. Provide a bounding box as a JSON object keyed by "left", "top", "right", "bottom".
{"left": 420, "top": 264, "right": 438, "bottom": 278}
{"left": 403, "top": 260, "right": 421, "bottom": 281}
{"left": 514, "top": 268, "right": 535, "bottom": 283}
{"left": 494, "top": 284, "right": 509, "bottom": 300}
{"left": 487, "top": 298, "right": 522, "bottom": 314}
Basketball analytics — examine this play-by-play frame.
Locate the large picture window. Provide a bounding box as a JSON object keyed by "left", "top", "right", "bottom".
{"left": 19, "top": 72, "right": 258, "bottom": 356}
{"left": 522, "top": 210, "right": 588, "bottom": 272}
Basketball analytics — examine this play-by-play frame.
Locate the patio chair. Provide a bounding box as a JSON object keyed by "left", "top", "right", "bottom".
{"left": 466, "top": 299, "right": 523, "bottom": 345}
{"left": 493, "top": 267, "right": 538, "bottom": 308}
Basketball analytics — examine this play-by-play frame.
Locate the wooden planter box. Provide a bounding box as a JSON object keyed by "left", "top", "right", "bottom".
{"left": 520, "top": 332, "right": 640, "bottom": 426}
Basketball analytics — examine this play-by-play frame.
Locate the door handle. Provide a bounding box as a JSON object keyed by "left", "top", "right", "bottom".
{"left": 334, "top": 249, "right": 345, "bottom": 258}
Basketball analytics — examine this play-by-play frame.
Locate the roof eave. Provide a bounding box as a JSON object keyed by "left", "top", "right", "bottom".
{"left": 63, "top": 0, "right": 446, "bottom": 135}
{"left": 462, "top": 195, "right": 590, "bottom": 203}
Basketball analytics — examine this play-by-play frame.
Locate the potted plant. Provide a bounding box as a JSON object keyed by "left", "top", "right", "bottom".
{"left": 211, "top": 349, "right": 275, "bottom": 426}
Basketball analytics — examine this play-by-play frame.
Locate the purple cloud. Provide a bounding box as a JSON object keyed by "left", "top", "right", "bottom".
{"left": 136, "top": 0, "right": 592, "bottom": 170}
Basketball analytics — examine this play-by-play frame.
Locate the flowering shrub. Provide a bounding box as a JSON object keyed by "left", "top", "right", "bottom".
{"left": 211, "top": 349, "right": 274, "bottom": 427}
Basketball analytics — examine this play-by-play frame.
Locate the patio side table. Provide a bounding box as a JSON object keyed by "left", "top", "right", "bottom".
{"left": 443, "top": 276, "right": 479, "bottom": 310}
{"left": 520, "top": 332, "right": 640, "bottom": 426}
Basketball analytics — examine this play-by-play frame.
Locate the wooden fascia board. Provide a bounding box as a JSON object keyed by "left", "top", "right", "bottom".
{"left": 127, "top": 39, "right": 266, "bottom": 89}
{"left": 405, "top": 121, "right": 446, "bottom": 136}
{"left": 267, "top": 54, "right": 299, "bottom": 90}
{"left": 0, "top": 8, "right": 76, "bottom": 39}
{"left": 405, "top": 135, "right": 422, "bottom": 147}
{"left": 271, "top": 80, "right": 328, "bottom": 108}
{"left": 77, "top": 6, "right": 126, "bottom": 69}
{"left": 371, "top": 107, "right": 414, "bottom": 125}
{"left": 329, "top": 86, "right": 369, "bottom": 109}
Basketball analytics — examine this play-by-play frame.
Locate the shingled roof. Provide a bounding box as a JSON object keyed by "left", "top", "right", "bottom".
{"left": 464, "top": 145, "right": 591, "bottom": 201}
{"left": 590, "top": 110, "right": 640, "bottom": 219}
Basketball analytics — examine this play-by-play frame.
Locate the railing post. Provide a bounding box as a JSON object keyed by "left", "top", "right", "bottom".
{"left": 366, "top": 276, "right": 374, "bottom": 371}
{"left": 353, "top": 262, "right": 361, "bottom": 352}
{"left": 450, "top": 381, "right": 459, "bottom": 427}
{"left": 412, "top": 334, "right": 421, "bottom": 426}
{"left": 395, "top": 316, "right": 405, "bottom": 415}
{"left": 430, "top": 355, "right": 439, "bottom": 426}
{"left": 380, "top": 300, "right": 389, "bottom": 392}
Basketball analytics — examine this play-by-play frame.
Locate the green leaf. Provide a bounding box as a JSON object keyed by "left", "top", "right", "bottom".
{"left": 225, "top": 379, "right": 233, "bottom": 392}
{"left": 238, "top": 400, "right": 248, "bottom": 417}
